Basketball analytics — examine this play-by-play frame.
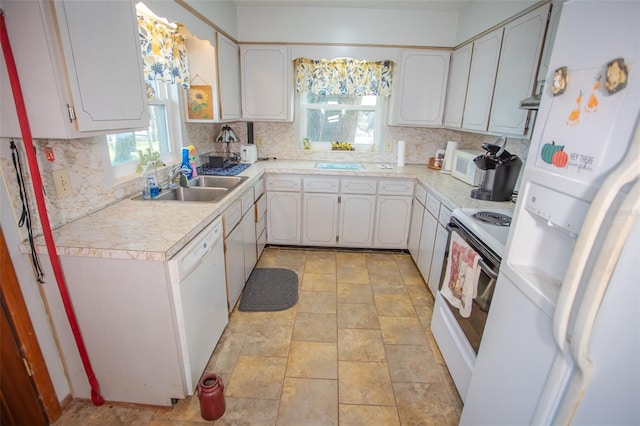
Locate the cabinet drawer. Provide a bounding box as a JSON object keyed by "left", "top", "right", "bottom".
{"left": 303, "top": 177, "right": 339, "bottom": 193}
{"left": 414, "top": 184, "right": 427, "bottom": 206}
{"left": 340, "top": 178, "right": 377, "bottom": 194}
{"left": 255, "top": 194, "right": 267, "bottom": 221}
{"left": 378, "top": 180, "right": 415, "bottom": 196}
{"left": 438, "top": 205, "right": 452, "bottom": 226}
{"left": 222, "top": 200, "right": 242, "bottom": 236}
{"left": 425, "top": 192, "right": 441, "bottom": 217}
{"left": 241, "top": 189, "right": 255, "bottom": 215}
{"left": 266, "top": 175, "right": 301, "bottom": 191}
{"left": 254, "top": 178, "right": 265, "bottom": 199}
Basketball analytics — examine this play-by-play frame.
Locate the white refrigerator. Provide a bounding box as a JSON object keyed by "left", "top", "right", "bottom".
{"left": 460, "top": 1, "right": 640, "bottom": 425}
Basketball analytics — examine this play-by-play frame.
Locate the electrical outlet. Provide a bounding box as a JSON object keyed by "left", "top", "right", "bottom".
{"left": 52, "top": 169, "right": 72, "bottom": 198}
{"left": 385, "top": 138, "right": 392, "bottom": 153}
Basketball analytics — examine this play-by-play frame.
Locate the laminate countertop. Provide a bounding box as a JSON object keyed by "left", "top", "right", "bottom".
{"left": 33, "top": 160, "right": 514, "bottom": 261}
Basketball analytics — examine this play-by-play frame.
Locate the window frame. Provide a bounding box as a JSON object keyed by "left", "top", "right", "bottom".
{"left": 108, "top": 82, "right": 182, "bottom": 179}
{"left": 297, "top": 92, "right": 386, "bottom": 152}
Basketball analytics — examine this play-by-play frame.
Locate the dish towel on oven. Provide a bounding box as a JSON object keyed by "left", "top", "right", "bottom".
{"left": 440, "top": 231, "right": 482, "bottom": 318}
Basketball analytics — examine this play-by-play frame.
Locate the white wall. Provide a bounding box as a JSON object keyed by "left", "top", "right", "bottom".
{"left": 183, "top": 0, "right": 238, "bottom": 39}
{"left": 455, "top": 0, "right": 539, "bottom": 44}
{"left": 0, "top": 167, "right": 71, "bottom": 402}
{"left": 237, "top": 5, "right": 459, "bottom": 47}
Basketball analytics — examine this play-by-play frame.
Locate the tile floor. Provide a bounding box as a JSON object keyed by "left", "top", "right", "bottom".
{"left": 53, "top": 248, "right": 462, "bottom": 425}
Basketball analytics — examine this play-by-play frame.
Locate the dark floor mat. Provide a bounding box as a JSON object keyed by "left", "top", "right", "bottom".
{"left": 238, "top": 268, "right": 298, "bottom": 312}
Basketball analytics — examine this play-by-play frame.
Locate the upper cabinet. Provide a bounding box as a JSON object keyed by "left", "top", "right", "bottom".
{"left": 216, "top": 33, "right": 242, "bottom": 121}
{"left": 442, "top": 43, "right": 473, "bottom": 128}
{"left": 0, "top": 0, "right": 149, "bottom": 139}
{"left": 182, "top": 30, "right": 241, "bottom": 122}
{"left": 489, "top": 4, "right": 550, "bottom": 135}
{"left": 240, "top": 45, "right": 293, "bottom": 121}
{"left": 445, "top": 3, "right": 550, "bottom": 137}
{"left": 388, "top": 49, "right": 450, "bottom": 127}
{"left": 461, "top": 27, "right": 504, "bottom": 132}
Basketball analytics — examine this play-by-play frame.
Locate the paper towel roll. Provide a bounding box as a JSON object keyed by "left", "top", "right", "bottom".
{"left": 441, "top": 141, "right": 458, "bottom": 173}
{"left": 397, "top": 140, "right": 406, "bottom": 167}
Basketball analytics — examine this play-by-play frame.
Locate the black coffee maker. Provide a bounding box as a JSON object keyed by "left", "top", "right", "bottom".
{"left": 471, "top": 136, "right": 522, "bottom": 201}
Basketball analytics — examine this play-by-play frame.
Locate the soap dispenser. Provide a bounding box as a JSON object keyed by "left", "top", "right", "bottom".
{"left": 142, "top": 162, "right": 160, "bottom": 199}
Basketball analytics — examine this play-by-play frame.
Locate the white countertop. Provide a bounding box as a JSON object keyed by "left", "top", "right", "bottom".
{"left": 34, "top": 160, "right": 514, "bottom": 261}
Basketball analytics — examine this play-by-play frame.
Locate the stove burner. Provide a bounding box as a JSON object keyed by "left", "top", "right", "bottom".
{"left": 471, "top": 211, "right": 512, "bottom": 227}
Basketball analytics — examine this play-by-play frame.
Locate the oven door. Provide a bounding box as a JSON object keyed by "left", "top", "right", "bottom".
{"left": 438, "top": 217, "right": 501, "bottom": 353}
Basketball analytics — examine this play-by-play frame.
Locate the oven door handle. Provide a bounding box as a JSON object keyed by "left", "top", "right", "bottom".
{"left": 446, "top": 223, "right": 500, "bottom": 280}
{"left": 478, "top": 259, "right": 499, "bottom": 280}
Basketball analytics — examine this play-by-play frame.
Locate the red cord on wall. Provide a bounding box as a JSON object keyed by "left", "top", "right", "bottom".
{"left": 0, "top": 10, "right": 104, "bottom": 406}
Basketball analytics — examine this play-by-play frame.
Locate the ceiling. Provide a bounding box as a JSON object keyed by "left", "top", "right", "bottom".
{"left": 230, "top": 0, "right": 473, "bottom": 12}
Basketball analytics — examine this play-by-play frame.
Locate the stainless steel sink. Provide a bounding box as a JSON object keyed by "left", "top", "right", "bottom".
{"left": 132, "top": 187, "right": 228, "bottom": 202}
{"left": 188, "top": 175, "right": 248, "bottom": 190}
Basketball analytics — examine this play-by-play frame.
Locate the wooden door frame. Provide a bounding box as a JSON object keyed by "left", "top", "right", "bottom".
{"left": 0, "top": 226, "right": 62, "bottom": 423}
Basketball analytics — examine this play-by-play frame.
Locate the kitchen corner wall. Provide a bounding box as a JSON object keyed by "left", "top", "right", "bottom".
{"left": 0, "top": 123, "right": 530, "bottom": 242}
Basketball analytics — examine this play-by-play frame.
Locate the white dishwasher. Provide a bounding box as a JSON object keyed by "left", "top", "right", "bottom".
{"left": 168, "top": 216, "right": 228, "bottom": 393}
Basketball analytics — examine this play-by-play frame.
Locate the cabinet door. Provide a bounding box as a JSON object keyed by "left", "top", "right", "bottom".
{"left": 338, "top": 194, "right": 376, "bottom": 247}
{"left": 417, "top": 209, "right": 438, "bottom": 278}
{"left": 225, "top": 224, "right": 245, "bottom": 310}
{"left": 217, "top": 33, "right": 242, "bottom": 121}
{"left": 389, "top": 49, "right": 450, "bottom": 126}
{"left": 373, "top": 196, "right": 412, "bottom": 249}
{"left": 53, "top": 0, "right": 148, "bottom": 132}
{"left": 462, "top": 28, "right": 504, "bottom": 132}
{"left": 443, "top": 43, "right": 473, "bottom": 128}
{"left": 408, "top": 199, "right": 425, "bottom": 262}
{"left": 266, "top": 191, "right": 301, "bottom": 244}
{"left": 241, "top": 209, "right": 257, "bottom": 281}
{"left": 489, "top": 4, "right": 549, "bottom": 136}
{"left": 240, "top": 45, "right": 292, "bottom": 121}
{"left": 302, "top": 193, "right": 339, "bottom": 246}
{"left": 428, "top": 223, "right": 449, "bottom": 296}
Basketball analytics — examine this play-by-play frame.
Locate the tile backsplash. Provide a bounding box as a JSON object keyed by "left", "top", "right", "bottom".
{"left": 0, "top": 123, "right": 530, "bottom": 241}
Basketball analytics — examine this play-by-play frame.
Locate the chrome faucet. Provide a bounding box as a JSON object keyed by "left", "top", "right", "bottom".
{"left": 166, "top": 165, "right": 190, "bottom": 188}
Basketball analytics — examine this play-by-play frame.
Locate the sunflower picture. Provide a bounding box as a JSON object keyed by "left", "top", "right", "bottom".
{"left": 187, "top": 85, "right": 213, "bottom": 120}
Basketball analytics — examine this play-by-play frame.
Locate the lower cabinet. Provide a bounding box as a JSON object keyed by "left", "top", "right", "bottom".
{"left": 428, "top": 221, "right": 449, "bottom": 296}
{"left": 338, "top": 194, "right": 376, "bottom": 247}
{"left": 265, "top": 174, "right": 414, "bottom": 250}
{"left": 225, "top": 221, "right": 245, "bottom": 309}
{"left": 374, "top": 195, "right": 413, "bottom": 248}
{"left": 417, "top": 208, "right": 438, "bottom": 279}
{"left": 302, "top": 192, "right": 339, "bottom": 246}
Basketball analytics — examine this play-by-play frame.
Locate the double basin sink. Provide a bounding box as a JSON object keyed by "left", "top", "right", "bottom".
{"left": 132, "top": 175, "right": 248, "bottom": 203}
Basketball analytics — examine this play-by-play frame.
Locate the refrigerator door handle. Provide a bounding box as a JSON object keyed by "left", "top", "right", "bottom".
{"left": 553, "top": 121, "right": 640, "bottom": 351}
{"left": 554, "top": 175, "right": 640, "bottom": 425}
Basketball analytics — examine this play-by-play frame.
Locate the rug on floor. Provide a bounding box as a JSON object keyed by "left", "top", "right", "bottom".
{"left": 238, "top": 268, "right": 298, "bottom": 312}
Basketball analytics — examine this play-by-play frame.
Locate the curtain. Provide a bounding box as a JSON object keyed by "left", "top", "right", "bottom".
{"left": 137, "top": 13, "right": 190, "bottom": 88}
{"left": 294, "top": 57, "right": 394, "bottom": 96}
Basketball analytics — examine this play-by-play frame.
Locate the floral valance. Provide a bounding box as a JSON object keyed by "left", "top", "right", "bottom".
{"left": 137, "top": 13, "right": 190, "bottom": 88}
{"left": 294, "top": 57, "right": 395, "bottom": 97}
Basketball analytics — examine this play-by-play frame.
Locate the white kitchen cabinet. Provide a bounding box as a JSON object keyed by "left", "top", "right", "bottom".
{"left": 266, "top": 175, "right": 302, "bottom": 244}
{"left": 255, "top": 193, "right": 267, "bottom": 258}
{"left": 240, "top": 45, "right": 293, "bottom": 121}
{"left": 338, "top": 194, "right": 376, "bottom": 247}
{"left": 488, "top": 4, "right": 549, "bottom": 136}
{"left": 224, "top": 218, "right": 245, "bottom": 310}
{"left": 0, "top": 0, "right": 148, "bottom": 139}
{"left": 217, "top": 33, "right": 242, "bottom": 121}
{"left": 443, "top": 43, "right": 473, "bottom": 128}
{"left": 240, "top": 205, "right": 257, "bottom": 281}
{"left": 302, "top": 177, "right": 339, "bottom": 246}
{"left": 408, "top": 185, "right": 428, "bottom": 262}
{"left": 374, "top": 195, "right": 413, "bottom": 249}
{"left": 338, "top": 178, "right": 377, "bottom": 248}
{"left": 417, "top": 208, "right": 438, "bottom": 279}
{"left": 461, "top": 27, "right": 504, "bottom": 132}
{"left": 389, "top": 49, "right": 450, "bottom": 126}
{"left": 428, "top": 205, "right": 452, "bottom": 296}
{"left": 303, "top": 193, "right": 339, "bottom": 246}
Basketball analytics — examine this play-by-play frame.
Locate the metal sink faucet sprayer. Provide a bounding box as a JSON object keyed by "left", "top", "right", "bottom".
{"left": 166, "top": 165, "right": 190, "bottom": 188}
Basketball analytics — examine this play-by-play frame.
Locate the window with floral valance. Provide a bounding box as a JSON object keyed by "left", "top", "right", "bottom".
{"left": 137, "top": 13, "right": 190, "bottom": 88}
{"left": 294, "top": 57, "right": 395, "bottom": 97}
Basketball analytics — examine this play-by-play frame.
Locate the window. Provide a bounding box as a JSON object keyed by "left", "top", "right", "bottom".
{"left": 300, "top": 92, "right": 384, "bottom": 151}
{"left": 107, "top": 82, "right": 181, "bottom": 177}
